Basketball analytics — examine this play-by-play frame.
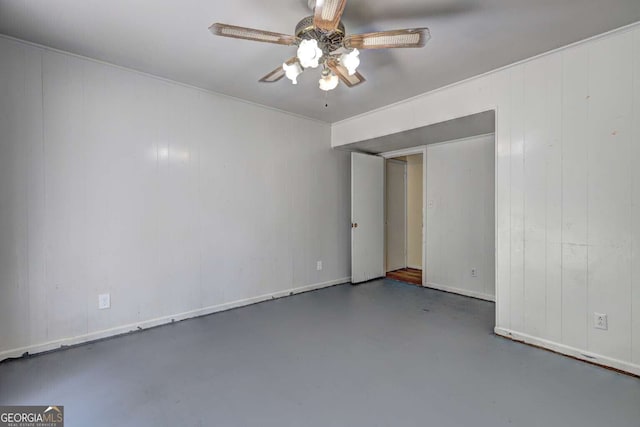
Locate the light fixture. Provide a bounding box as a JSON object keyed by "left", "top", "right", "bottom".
{"left": 297, "top": 39, "right": 323, "bottom": 69}
{"left": 210, "top": 7, "right": 432, "bottom": 93}
{"left": 282, "top": 61, "right": 303, "bottom": 84}
{"left": 340, "top": 48, "right": 360, "bottom": 76}
{"left": 319, "top": 69, "right": 339, "bottom": 91}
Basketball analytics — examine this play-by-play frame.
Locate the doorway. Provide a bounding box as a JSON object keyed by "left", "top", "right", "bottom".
{"left": 374, "top": 134, "right": 496, "bottom": 301}
{"left": 385, "top": 155, "right": 424, "bottom": 286}
{"left": 348, "top": 111, "right": 496, "bottom": 300}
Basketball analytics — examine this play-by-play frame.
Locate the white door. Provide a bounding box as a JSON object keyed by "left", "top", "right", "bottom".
{"left": 386, "top": 160, "right": 407, "bottom": 272}
{"left": 351, "top": 152, "right": 385, "bottom": 284}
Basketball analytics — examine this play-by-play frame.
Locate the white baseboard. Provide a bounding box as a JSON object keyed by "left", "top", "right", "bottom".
{"left": 407, "top": 264, "right": 422, "bottom": 270}
{"left": 0, "top": 277, "right": 351, "bottom": 361}
{"left": 495, "top": 327, "right": 640, "bottom": 377}
{"left": 424, "top": 282, "right": 495, "bottom": 302}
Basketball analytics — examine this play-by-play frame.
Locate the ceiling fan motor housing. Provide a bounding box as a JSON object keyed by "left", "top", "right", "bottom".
{"left": 295, "top": 16, "right": 345, "bottom": 54}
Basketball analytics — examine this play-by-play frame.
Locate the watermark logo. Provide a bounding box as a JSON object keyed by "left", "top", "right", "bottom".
{"left": 0, "top": 405, "right": 64, "bottom": 427}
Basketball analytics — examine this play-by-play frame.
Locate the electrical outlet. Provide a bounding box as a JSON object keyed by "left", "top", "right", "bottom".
{"left": 471, "top": 268, "right": 478, "bottom": 277}
{"left": 317, "top": 261, "right": 323, "bottom": 271}
{"left": 98, "top": 293, "right": 111, "bottom": 310}
{"left": 594, "top": 313, "right": 608, "bottom": 330}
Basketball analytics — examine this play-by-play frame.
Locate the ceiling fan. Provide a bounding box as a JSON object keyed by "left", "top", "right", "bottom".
{"left": 209, "top": 0, "right": 430, "bottom": 91}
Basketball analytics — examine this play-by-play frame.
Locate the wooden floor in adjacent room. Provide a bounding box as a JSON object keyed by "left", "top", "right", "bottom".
{"left": 386, "top": 267, "right": 422, "bottom": 286}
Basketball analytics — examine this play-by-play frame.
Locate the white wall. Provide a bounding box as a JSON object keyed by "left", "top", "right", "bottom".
{"left": 0, "top": 36, "right": 351, "bottom": 359}
{"left": 425, "top": 135, "right": 495, "bottom": 301}
{"left": 333, "top": 23, "right": 640, "bottom": 376}
{"left": 406, "top": 154, "right": 423, "bottom": 268}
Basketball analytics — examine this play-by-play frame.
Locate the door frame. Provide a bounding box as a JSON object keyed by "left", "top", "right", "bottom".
{"left": 380, "top": 146, "right": 427, "bottom": 286}
{"left": 385, "top": 158, "right": 408, "bottom": 272}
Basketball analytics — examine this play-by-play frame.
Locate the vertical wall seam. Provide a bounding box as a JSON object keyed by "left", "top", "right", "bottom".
{"left": 544, "top": 63, "right": 549, "bottom": 338}
{"left": 22, "top": 45, "right": 31, "bottom": 348}
{"left": 631, "top": 29, "right": 636, "bottom": 363}
{"left": 197, "top": 93, "right": 204, "bottom": 310}
{"left": 508, "top": 69, "right": 514, "bottom": 330}
{"left": 585, "top": 44, "right": 591, "bottom": 352}
{"left": 560, "top": 52, "right": 565, "bottom": 344}
{"left": 40, "top": 48, "right": 48, "bottom": 342}
{"left": 522, "top": 66, "right": 527, "bottom": 334}
{"left": 509, "top": 79, "right": 512, "bottom": 331}
{"left": 81, "top": 60, "right": 89, "bottom": 336}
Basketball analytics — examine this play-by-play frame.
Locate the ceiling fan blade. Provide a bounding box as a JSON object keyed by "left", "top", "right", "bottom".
{"left": 313, "top": 0, "right": 348, "bottom": 32}
{"left": 327, "top": 59, "right": 365, "bottom": 88}
{"left": 259, "top": 57, "right": 298, "bottom": 83}
{"left": 209, "top": 23, "right": 299, "bottom": 46}
{"left": 344, "top": 28, "right": 430, "bottom": 49}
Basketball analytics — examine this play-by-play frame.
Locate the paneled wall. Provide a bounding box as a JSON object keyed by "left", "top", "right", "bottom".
{"left": 425, "top": 135, "right": 495, "bottom": 301}
{"left": 0, "top": 37, "right": 351, "bottom": 358}
{"left": 333, "top": 24, "right": 640, "bottom": 375}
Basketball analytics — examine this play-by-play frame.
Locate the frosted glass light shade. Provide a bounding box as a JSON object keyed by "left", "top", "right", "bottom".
{"left": 283, "top": 62, "right": 303, "bottom": 84}
{"left": 319, "top": 72, "right": 339, "bottom": 91}
{"left": 340, "top": 49, "right": 360, "bottom": 76}
{"left": 297, "top": 39, "right": 323, "bottom": 69}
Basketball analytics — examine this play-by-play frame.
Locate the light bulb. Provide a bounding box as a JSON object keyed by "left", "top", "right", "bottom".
{"left": 297, "top": 39, "right": 323, "bottom": 69}
{"left": 340, "top": 48, "right": 360, "bottom": 76}
{"left": 319, "top": 71, "right": 339, "bottom": 91}
{"left": 282, "top": 61, "right": 303, "bottom": 84}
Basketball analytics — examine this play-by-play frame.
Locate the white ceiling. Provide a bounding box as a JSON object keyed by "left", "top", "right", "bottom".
{"left": 1, "top": 1, "right": 639, "bottom": 123}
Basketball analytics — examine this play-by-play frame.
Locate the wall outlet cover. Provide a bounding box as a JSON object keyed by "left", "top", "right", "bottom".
{"left": 316, "top": 261, "right": 323, "bottom": 271}
{"left": 99, "top": 293, "right": 111, "bottom": 310}
{"left": 594, "top": 313, "right": 608, "bottom": 330}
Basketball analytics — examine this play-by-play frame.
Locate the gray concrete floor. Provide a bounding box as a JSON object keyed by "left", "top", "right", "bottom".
{"left": 1, "top": 279, "right": 639, "bottom": 426}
